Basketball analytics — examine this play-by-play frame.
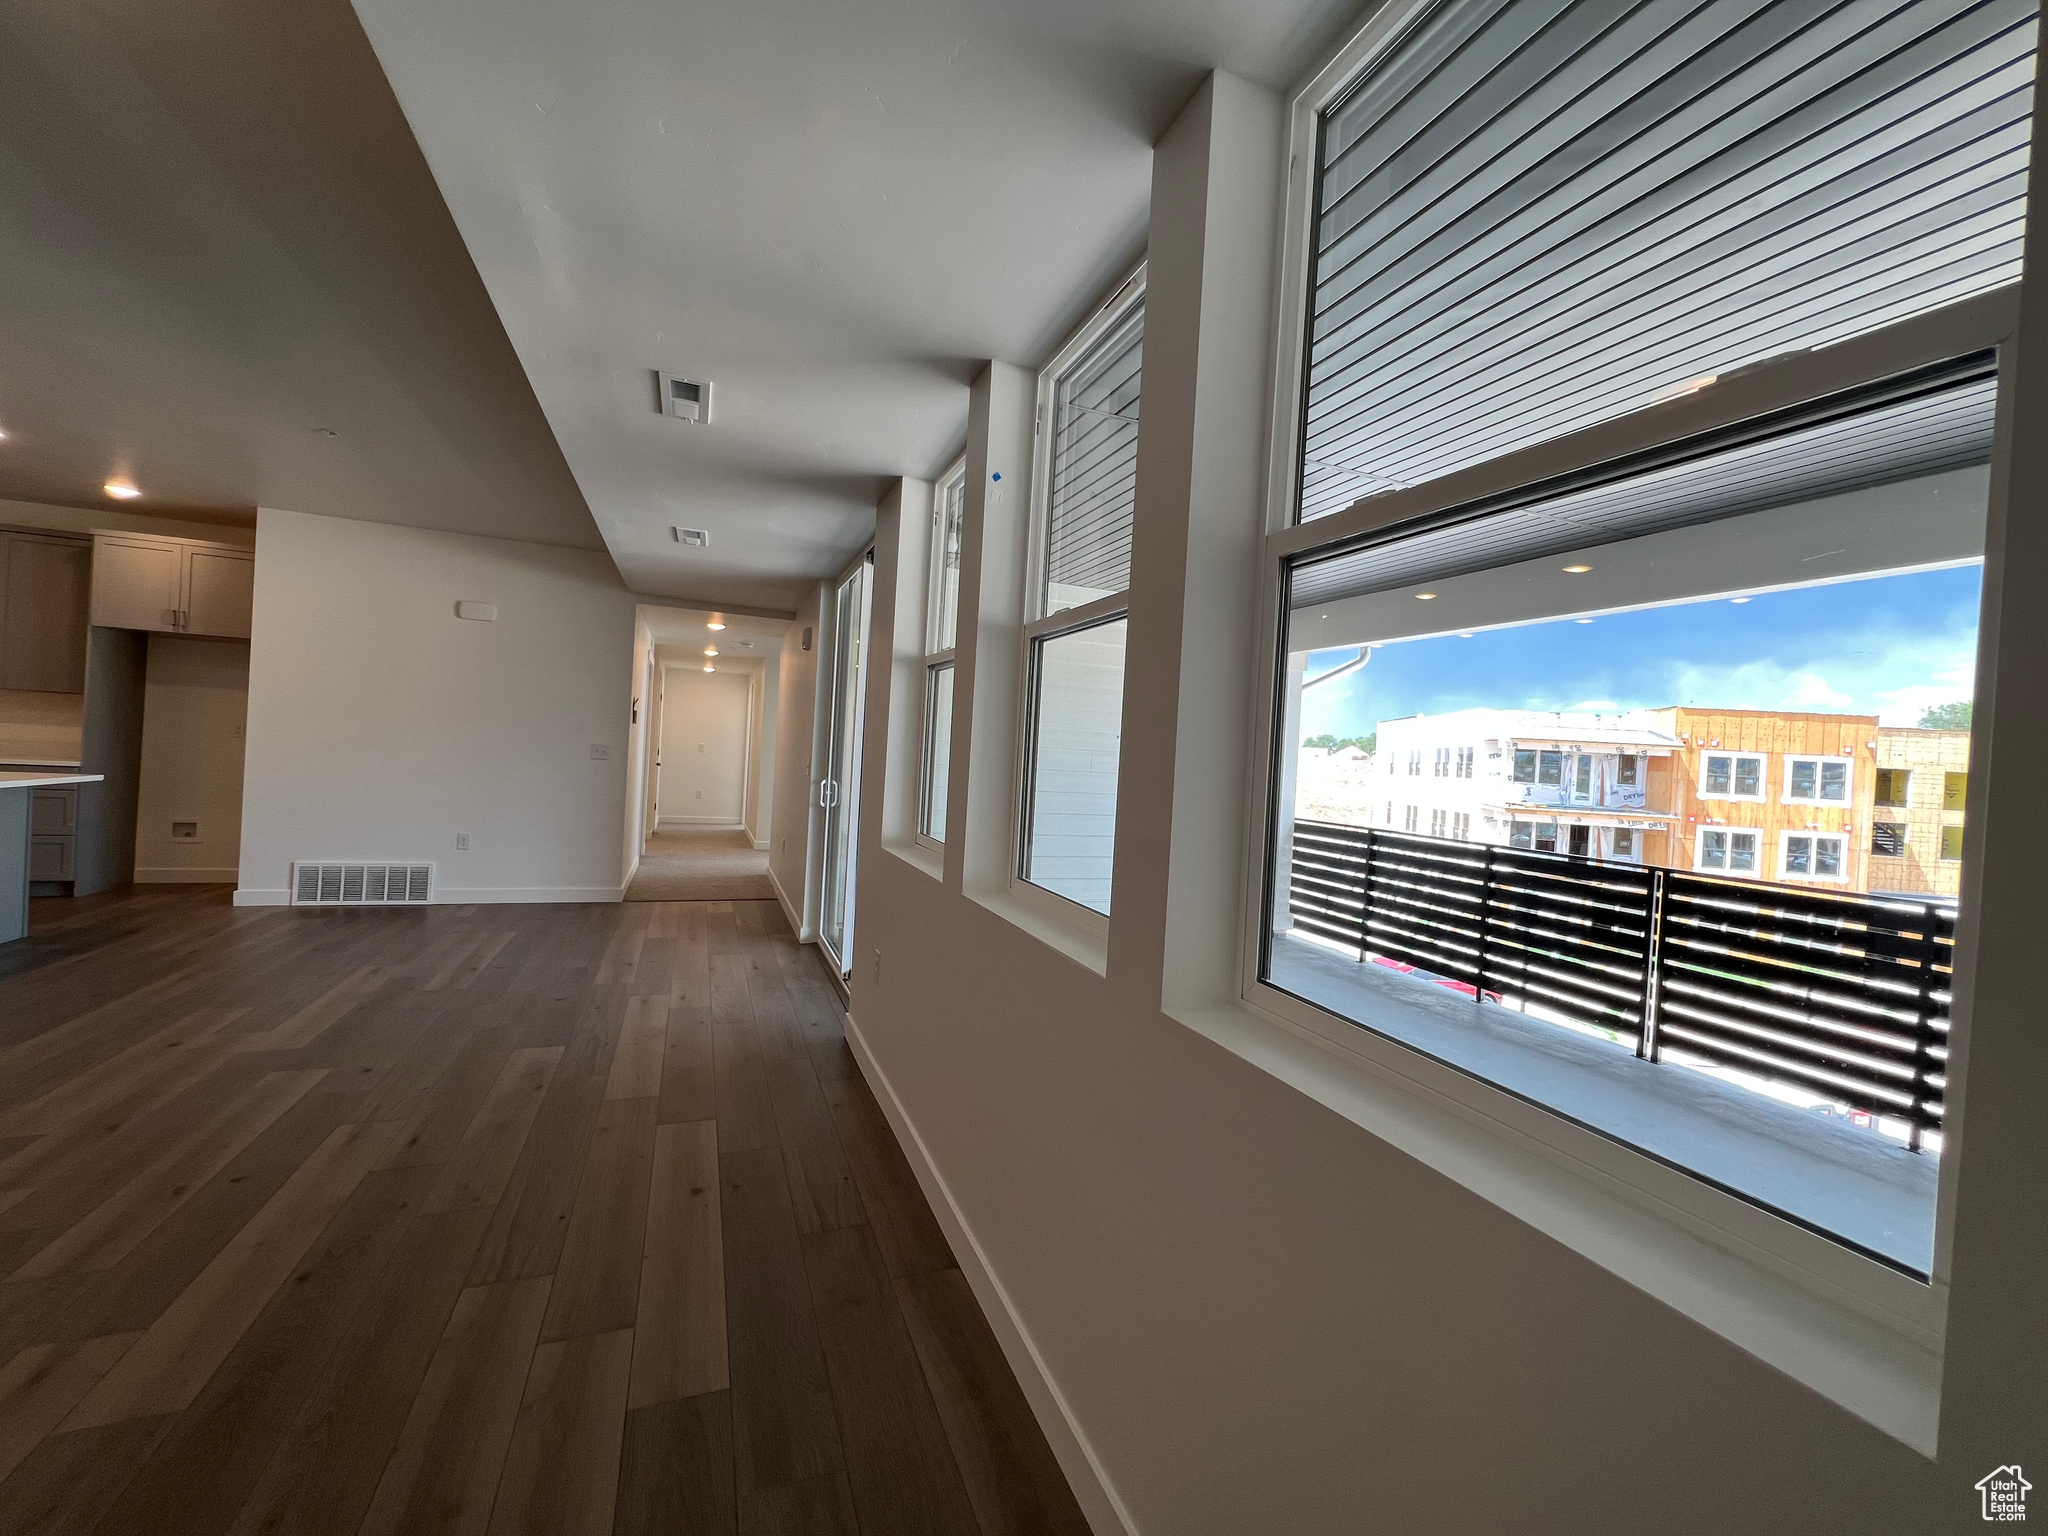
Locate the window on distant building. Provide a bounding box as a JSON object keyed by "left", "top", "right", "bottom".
{"left": 1431, "top": 807, "right": 1447, "bottom": 836}
{"left": 1696, "top": 829, "right": 1759, "bottom": 875}
{"left": 1612, "top": 828, "right": 1636, "bottom": 860}
{"left": 1453, "top": 812, "right": 1470, "bottom": 840}
{"left": 1408, "top": 749, "right": 1422, "bottom": 776}
{"left": 1942, "top": 825, "right": 1965, "bottom": 861}
{"left": 1573, "top": 755, "right": 1592, "bottom": 797}
{"left": 1944, "top": 772, "right": 1969, "bottom": 812}
{"left": 1434, "top": 747, "right": 1450, "bottom": 777}
{"left": 1785, "top": 756, "right": 1852, "bottom": 805}
{"left": 1701, "top": 754, "right": 1765, "bottom": 801}
{"left": 1404, "top": 804, "right": 1420, "bottom": 832}
{"left": 1875, "top": 768, "right": 1912, "bottom": 808}
{"left": 1782, "top": 832, "right": 1848, "bottom": 882}
{"left": 1017, "top": 274, "right": 1143, "bottom": 919}
{"left": 1457, "top": 747, "right": 1474, "bottom": 779}
{"left": 1872, "top": 822, "right": 1908, "bottom": 858}
{"left": 1260, "top": 0, "right": 2016, "bottom": 1277}
{"left": 917, "top": 460, "right": 966, "bottom": 848}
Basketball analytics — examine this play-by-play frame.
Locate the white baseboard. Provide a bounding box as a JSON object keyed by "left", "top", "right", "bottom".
{"left": 753, "top": 839, "right": 771, "bottom": 851}
{"left": 656, "top": 815, "right": 745, "bottom": 827}
{"left": 432, "top": 885, "right": 622, "bottom": 903}
{"left": 234, "top": 885, "right": 619, "bottom": 907}
{"left": 767, "top": 864, "right": 806, "bottom": 940}
{"left": 842, "top": 1011, "right": 1137, "bottom": 1536}
{"left": 136, "top": 866, "right": 239, "bottom": 883}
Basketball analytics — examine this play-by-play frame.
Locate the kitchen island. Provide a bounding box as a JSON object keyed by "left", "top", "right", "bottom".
{"left": 1, "top": 771, "right": 104, "bottom": 942}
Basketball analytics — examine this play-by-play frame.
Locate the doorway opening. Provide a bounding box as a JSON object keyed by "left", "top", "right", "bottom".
{"left": 625, "top": 605, "right": 786, "bottom": 902}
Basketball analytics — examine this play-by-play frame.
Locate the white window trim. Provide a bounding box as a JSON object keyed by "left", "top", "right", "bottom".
{"left": 1698, "top": 752, "right": 1769, "bottom": 804}
{"left": 1779, "top": 828, "right": 1852, "bottom": 883}
{"left": 1693, "top": 825, "right": 1762, "bottom": 876}
{"left": 1228, "top": 0, "right": 2026, "bottom": 1450}
{"left": 1009, "top": 264, "right": 1146, "bottom": 939}
{"left": 1783, "top": 753, "right": 1857, "bottom": 806}
{"left": 915, "top": 458, "right": 967, "bottom": 852}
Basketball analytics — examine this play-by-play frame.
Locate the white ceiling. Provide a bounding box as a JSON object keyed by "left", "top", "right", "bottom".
{"left": 353, "top": 0, "right": 1357, "bottom": 612}
{"left": 0, "top": 2, "right": 601, "bottom": 547}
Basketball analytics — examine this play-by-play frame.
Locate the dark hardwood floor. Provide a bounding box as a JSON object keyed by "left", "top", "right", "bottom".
{"left": 0, "top": 885, "right": 1090, "bottom": 1536}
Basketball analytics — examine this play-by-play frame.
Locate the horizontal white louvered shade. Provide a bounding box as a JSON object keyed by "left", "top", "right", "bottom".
{"left": 1298, "top": 0, "right": 2038, "bottom": 523}
{"left": 1046, "top": 302, "right": 1143, "bottom": 611}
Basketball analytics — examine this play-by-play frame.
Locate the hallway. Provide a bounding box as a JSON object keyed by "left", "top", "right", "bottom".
{"left": 626, "top": 828, "right": 776, "bottom": 903}
{"left": 0, "top": 888, "right": 1087, "bottom": 1535}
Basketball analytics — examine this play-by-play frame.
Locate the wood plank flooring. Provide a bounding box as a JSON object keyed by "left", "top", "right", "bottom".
{"left": 0, "top": 886, "right": 1091, "bottom": 1536}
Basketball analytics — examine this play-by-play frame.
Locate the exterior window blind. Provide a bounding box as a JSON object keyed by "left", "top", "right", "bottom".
{"left": 1291, "top": 362, "right": 1996, "bottom": 606}
{"left": 1299, "top": 0, "right": 2038, "bottom": 522}
{"left": 1045, "top": 301, "right": 1144, "bottom": 612}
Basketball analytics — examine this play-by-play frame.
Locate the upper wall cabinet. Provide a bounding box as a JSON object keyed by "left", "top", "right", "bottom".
{"left": 0, "top": 530, "right": 92, "bottom": 692}
{"left": 90, "top": 532, "right": 253, "bottom": 640}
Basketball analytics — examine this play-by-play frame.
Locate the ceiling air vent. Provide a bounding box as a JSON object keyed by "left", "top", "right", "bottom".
{"left": 673, "top": 527, "right": 710, "bottom": 547}
{"left": 656, "top": 372, "right": 712, "bottom": 424}
{"left": 291, "top": 862, "right": 434, "bottom": 906}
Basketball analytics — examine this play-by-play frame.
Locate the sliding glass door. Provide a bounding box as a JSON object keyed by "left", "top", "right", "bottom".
{"left": 817, "top": 552, "right": 871, "bottom": 975}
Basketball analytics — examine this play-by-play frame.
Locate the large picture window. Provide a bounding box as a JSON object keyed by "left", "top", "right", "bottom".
{"left": 917, "top": 462, "right": 966, "bottom": 847}
{"left": 1018, "top": 275, "right": 1143, "bottom": 919}
{"left": 1258, "top": 0, "right": 2031, "bottom": 1279}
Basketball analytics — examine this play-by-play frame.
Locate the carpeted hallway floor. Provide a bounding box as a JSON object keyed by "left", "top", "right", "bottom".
{"left": 626, "top": 825, "right": 776, "bottom": 901}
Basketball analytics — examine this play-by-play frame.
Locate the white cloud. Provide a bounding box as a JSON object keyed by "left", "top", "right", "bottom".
{"left": 1657, "top": 631, "right": 1974, "bottom": 724}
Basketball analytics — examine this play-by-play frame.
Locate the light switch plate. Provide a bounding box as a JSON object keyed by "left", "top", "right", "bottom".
{"left": 590, "top": 744, "right": 611, "bottom": 760}
{"left": 455, "top": 601, "right": 497, "bottom": 622}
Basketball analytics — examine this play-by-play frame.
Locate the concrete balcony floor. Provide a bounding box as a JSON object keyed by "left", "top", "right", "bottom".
{"left": 1266, "top": 930, "right": 1938, "bottom": 1274}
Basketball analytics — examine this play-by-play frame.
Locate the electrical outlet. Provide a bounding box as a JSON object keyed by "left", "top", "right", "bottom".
{"left": 456, "top": 832, "right": 470, "bottom": 851}
{"left": 231, "top": 723, "right": 244, "bottom": 739}
{"left": 590, "top": 744, "right": 610, "bottom": 760}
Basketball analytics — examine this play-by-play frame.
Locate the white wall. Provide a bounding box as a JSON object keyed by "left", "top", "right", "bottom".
{"left": 237, "top": 506, "right": 634, "bottom": 903}
{"left": 656, "top": 666, "right": 752, "bottom": 823}
{"left": 769, "top": 583, "right": 823, "bottom": 935}
{"left": 133, "top": 634, "right": 248, "bottom": 881}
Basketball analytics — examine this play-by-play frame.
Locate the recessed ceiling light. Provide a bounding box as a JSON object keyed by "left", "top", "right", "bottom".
{"left": 702, "top": 664, "right": 715, "bottom": 673}
{"left": 1562, "top": 564, "right": 1592, "bottom": 574}
{"left": 706, "top": 620, "right": 726, "bottom": 631}
{"left": 703, "top": 647, "right": 718, "bottom": 657}
{"left": 0, "top": 427, "right": 9, "bottom": 441}
{"left": 1415, "top": 591, "right": 1437, "bottom": 601}
{"left": 104, "top": 479, "right": 141, "bottom": 500}
{"left": 1458, "top": 632, "right": 1474, "bottom": 638}
{"left": 1575, "top": 618, "right": 1594, "bottom": 625}
{"left": 1730, "top": 597, "right": 1751, "bottom": 605}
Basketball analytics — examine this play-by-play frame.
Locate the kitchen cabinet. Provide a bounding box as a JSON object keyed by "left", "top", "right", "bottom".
{"left": 0, "top": 530, "right": 91, "bottom": 692}
{"left": 90, "top": 532, "right": 253, "bottom": 640}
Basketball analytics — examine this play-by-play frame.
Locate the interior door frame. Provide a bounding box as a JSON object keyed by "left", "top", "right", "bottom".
{"left": 815, "top": 547, "right": 874, "bottom": 977}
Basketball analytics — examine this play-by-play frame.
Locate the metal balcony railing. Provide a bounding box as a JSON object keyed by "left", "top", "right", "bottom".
{"left": 1283, "top": 821, "right": 1952, "bottom": 1145}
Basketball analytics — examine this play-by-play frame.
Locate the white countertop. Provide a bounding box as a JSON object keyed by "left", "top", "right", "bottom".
{"left": 0, "top": 771, "right": 102, "bottom": 789}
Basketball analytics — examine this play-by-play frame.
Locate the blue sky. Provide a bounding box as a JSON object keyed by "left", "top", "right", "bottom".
{"left": 1300, "top": 564, "right": 1982, "bottom": 740}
